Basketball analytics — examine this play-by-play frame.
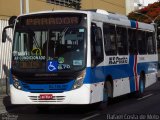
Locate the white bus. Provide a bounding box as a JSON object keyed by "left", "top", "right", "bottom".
{"left": 2, "top": 9, "right": 158, "bottom": 109}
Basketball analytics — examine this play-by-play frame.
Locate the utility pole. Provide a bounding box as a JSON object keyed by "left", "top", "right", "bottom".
{"left": 20, "top": 0, "right": 29, "bottom": 14}
{"left": 26, "top": 0, "right": 29, "bottom": 14}
{"left": 20, "top": 0, "right": 25, "bottom": 14}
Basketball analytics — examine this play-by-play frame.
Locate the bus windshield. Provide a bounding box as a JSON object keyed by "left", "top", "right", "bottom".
{"left": 12, "top": 13, "right": 87, "bottom": 73}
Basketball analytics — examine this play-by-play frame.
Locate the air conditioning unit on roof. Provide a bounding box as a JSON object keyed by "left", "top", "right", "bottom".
{"left": 95, "top": 9, "right": 109, "bottom": 15}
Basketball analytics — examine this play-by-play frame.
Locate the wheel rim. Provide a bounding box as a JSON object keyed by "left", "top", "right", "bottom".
{"left": 103, "top": 83, "right": 108, "bottom": 102}
{"left": 140, "top": 80, "right": 144, "bottom": 93}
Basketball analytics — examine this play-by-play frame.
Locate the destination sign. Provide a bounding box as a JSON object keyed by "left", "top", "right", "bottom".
{"left": 25, "top": 17, "right": 79, "bottom": 26}
{"left": 16, "top": 13, "right": 87, "bottom": 27}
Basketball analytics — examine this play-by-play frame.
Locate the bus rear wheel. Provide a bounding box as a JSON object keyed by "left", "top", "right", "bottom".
{"left": 135, "top": 75, "right": 145, "bottom": 98}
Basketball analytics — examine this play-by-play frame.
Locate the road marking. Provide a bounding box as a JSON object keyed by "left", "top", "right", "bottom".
{"left": 137, "top": 94, "right": 153, "bottom": 100}
{"left": 81, "top": 113, "right": 100, "bottom": 120}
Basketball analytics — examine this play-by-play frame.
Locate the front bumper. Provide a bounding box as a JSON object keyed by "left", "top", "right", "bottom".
{"left": 10, "top": 84, "right": 91, "bottom": 104}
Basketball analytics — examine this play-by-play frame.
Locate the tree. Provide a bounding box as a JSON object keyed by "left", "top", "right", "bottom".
{"left": 128, "top": 2, "right": 160, "bottom": 25}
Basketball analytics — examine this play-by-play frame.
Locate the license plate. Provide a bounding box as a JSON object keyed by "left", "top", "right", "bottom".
{"left": 39, "top": 94, "right": 53, "bottom": 100}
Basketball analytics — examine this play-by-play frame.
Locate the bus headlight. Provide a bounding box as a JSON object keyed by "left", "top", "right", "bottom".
{"left": 73, "top": 71, "right": 86, "bottom": 89}
{"left": 12, "top": 75, "right": 22, "bottom": 90}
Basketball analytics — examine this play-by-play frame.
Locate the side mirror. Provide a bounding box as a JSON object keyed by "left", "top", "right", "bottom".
{"left": 2, "top": 25, "right": 14, "bottom": 43}
{"left": 2, "top": 16, "right": 17, "bottom": 43}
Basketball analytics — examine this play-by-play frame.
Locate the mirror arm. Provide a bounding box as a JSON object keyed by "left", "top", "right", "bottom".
{"left": 4, "top": 25, "right": 14, "bottom": 29}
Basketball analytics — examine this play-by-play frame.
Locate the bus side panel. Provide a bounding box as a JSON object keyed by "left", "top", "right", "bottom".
{"left": 145, "top": 72, "right": 157, "bottom": 88}
{"left": 137, "top": 55, "right": 158, "bottom": 88}
{"left": 84, "top": 66, "right": 105, "bottom": 103}
{"left": 113, "top": 77, "right": 131, "bottom": 97}
{"left": 103, "top": 55, "right": 133, "bottom": 97}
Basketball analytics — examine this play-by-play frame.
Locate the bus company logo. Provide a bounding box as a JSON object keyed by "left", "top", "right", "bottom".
{"left": 109, "top": 57, "right": 128, "bottom": 65}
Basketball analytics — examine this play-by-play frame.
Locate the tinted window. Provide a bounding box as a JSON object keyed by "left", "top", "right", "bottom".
{"left": 13, "top": 27, "right": 86, "bottom": 72}
{"left": 103, "top": 24, "right": 117, "bottom": 55}
{"left": 128, "top": 29, "right": 137, "bottom": 54}
{"left": 146, "top": 32, "right": 156, "bottom": 54}
{"left": 116, "top": 26, "right": 128, "bottom": 55}
{"left": 137, "top": 30, "right": 146, "bottom": 54}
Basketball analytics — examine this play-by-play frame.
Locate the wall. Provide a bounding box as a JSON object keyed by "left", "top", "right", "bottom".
{"left": 81, "top": 0, "right": 126, "bottom": 14}
{"left": 0, "top": 0, "right": 20, "bottom": 19}
{"left": 0, "top": 20, "right": 12, "bottom": 94}
{"left": 0, "top": 0, "right": 72, "bottom": 19}
{"left": 0, "top": 0, "right": 130, "bottom": 20}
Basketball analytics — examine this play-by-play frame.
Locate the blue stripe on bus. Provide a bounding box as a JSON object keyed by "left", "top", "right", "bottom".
{"left": 84, "top": 61, "right": 157, "bottom": 83}
{"left": 130, "top": 20, "right": 138, "bottom": 29}
{"left": 129, "top": 55, "right": 135, "bottom": 92}
{"left": 10, "top": 57, "right": 157, "bottom": 93}
{"left": 83, "top": 59, "right": 157, "bottom": 92}
{"left": 20, "top": 80, "right": 74, "bottom": 93}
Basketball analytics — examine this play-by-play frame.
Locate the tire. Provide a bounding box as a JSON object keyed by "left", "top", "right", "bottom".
{"left": 98, "top": 81, "right": 109, "bottom": 110}
{"left": 135, "top": 75, "right": 145, "bottom": 98}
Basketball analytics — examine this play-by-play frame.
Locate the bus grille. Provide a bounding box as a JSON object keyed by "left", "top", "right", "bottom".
{"left": 21, "top": 80, "right": 74, "bottom": 93}
{"left": 28, "top": 96, "right": 65, "bottom": 103}
{"left": 18, "top": 77, "right": 74, "bottom": 84}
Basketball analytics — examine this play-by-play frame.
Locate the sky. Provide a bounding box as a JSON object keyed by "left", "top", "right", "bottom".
{"left": 139, "top": 0, "right": 158, "bottom": 6}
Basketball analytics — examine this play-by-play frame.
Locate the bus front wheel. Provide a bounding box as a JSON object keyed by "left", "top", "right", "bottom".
{"left": 98, "top": 81, "right": 109, "bottom": 110}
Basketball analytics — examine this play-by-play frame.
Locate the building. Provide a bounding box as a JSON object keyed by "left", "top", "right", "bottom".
{"left": 0, "top": 0, "right": 138, "bottom": 20}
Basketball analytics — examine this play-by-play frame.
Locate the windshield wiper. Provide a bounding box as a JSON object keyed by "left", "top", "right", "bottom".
{"left": 59, "top": 27, "right": 69, "bottom": 40}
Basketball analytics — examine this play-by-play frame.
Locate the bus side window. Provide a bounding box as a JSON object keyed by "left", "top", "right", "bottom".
{"left": 137, "top": 30, "right": 146, "bottom": 55}
{"left": 116, "top": 26, "right": 128, "bottom": 55}
{"left": 128, "top": 29, "right": 138, "bottom": 55}
{"left": 146, "top": 32, "right": 156, "bottom": 54}
{"left": 91, "top": 23, "right": 104, "bottom": 66}
{"left": 103, "top": 23, "right": 117, "bottom": 55}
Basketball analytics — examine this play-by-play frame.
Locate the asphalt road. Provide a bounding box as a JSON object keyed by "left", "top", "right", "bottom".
{"left": 0, "top": 80, "right": 160, "bottom": 120}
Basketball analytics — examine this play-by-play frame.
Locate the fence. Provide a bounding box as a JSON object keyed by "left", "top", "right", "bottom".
{"left": 0, "top": 19, "right": 12, "bottom": 94}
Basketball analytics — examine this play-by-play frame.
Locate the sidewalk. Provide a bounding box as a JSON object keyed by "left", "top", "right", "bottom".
{"left": 0, "top": 95, "right": 11, "bottom": 114}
